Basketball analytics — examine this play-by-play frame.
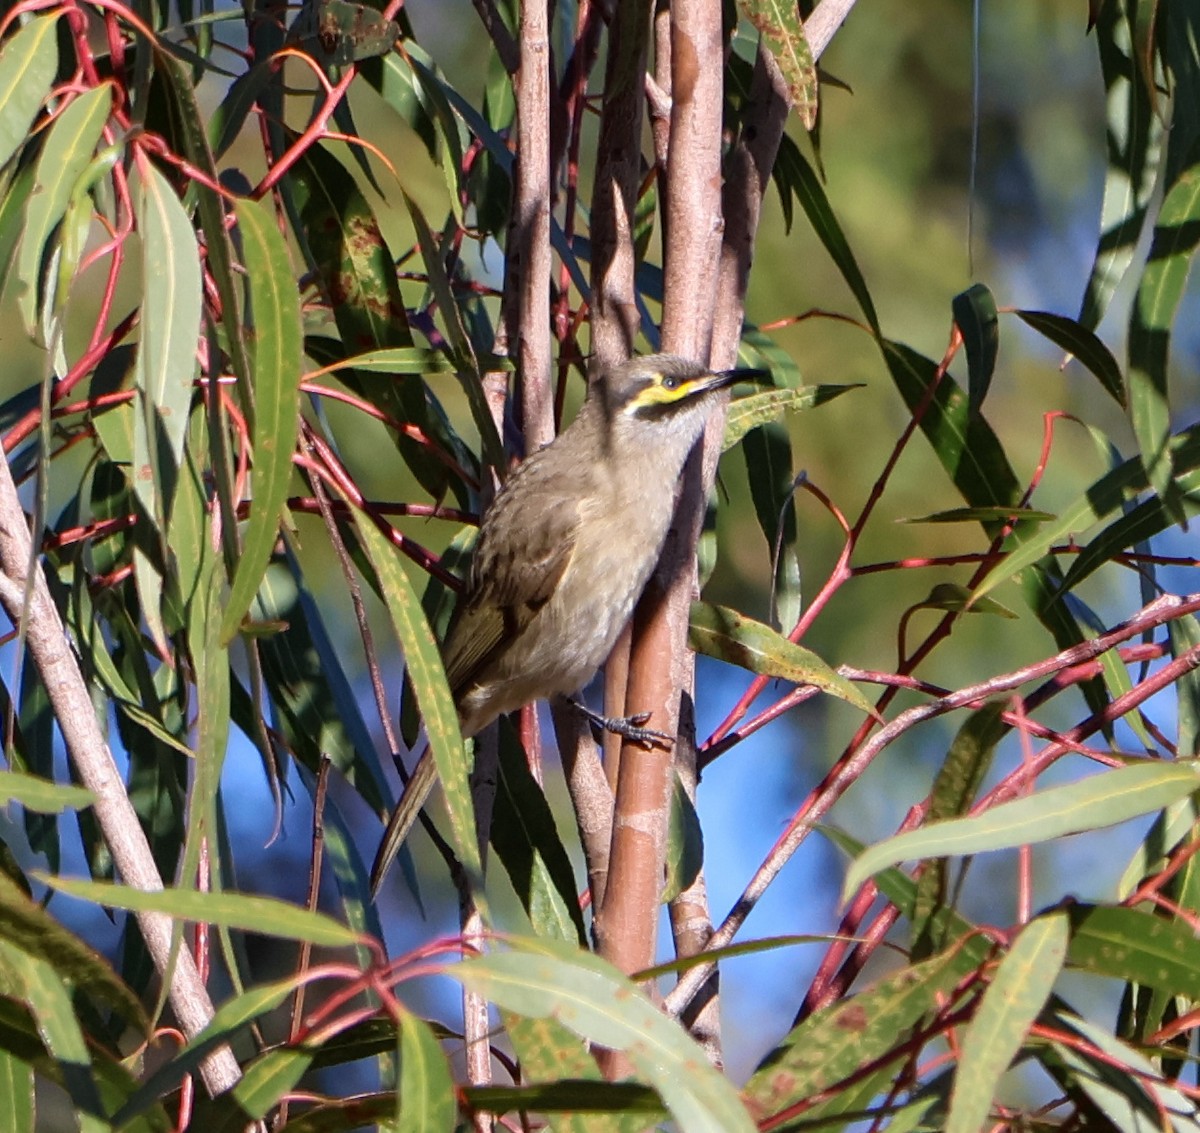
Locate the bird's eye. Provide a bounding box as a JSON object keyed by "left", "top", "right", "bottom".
{"left": 661, "top": 374, "right": 680, "bottom": 390}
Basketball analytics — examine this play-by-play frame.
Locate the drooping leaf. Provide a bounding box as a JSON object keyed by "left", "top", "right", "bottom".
{"left": 0, "top": 15, "right": 59, "bottom": 171}
{"left": 16, "top": 83, "right": 113, "bottom": 335}
{"left": 352, "top": 513, "right": 483, "bottom": 889}
{"left": 947, "top": 913, "right": 1068, "bottom": 1133}
{"left": 396, "top": 1009, "right": 455, "bottom": 1133}
{"left": 722, "top": 385, "right": 860, "bottom": 451}
{"left": 130, "top": 159, "right": 202, "bottom": 529}
{"left": 456, "top": 941, "right": 756, "bottom": 1133}
{"left": 689, "top": 601, "right": 875, "bottom": 716}
{"left": 742, "top": 421, "right": 802, "bottom": 631}
{"left": 735, "top": 0, "right": 818, "bottom": 128}
{"left": 1079, "top": 0, "right": 1163, "bottom": 329}
{"left": 771, "top": 135, "right": 879, "bottom": 331}
{"left": 219, "top": 198, "right": 302, "bottom": 643}
{"left": 39, "top": 875, "right": 362, "bottom": 948}
{"left": 1013, "top": 309, "right": 1125, "bottom": 406}
{"left": 490, "top": 724, "right": 587, "bottom": 945}
{"left": 1126, "top": 156, "right": 1200, "bottom": 503}
{"left": 843, "top": 761, "right": 1200, "bottom": 900}
{"left": 952, "top": 284, "right": 999, "bottom": 417}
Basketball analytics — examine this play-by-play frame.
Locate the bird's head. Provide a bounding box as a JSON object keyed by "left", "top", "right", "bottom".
{"left": 593, "top": 354, "right": 754, "bottom": 442}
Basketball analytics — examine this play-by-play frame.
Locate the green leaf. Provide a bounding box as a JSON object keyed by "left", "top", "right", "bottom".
{"left": 947, "top": 913, "right": 1068, "bottom": 1133}
{"left": 1172, "top": 615, "right": 1200, "bottom": 757}
{"left": 723, "top": 386, "right": 861, "bottom": 450}
{"left": 916, "top": 583, "right": 1017, "bottom": 620}
{"left": 38, "top": 875, "right": 362, "bottom": 947}
{"left": 736, "top": 0, "right": 817, "bottom": 128}
{"left": 744, "top": 947, "right": 975, "bottom": 1122}
{"left": 113, "top": 973, "right": 309, "bottom": 1125}
{"left": 903, "top": 506, "right": 1055, "bottom": 525}
{"left": 131, "top": 159, "right": 202, "bottom": 529}
{"left": 316, "top": 347, "right": 459, "bottom": 375}
{"left": 1013, "top": 309, "right": 1125, "bottom": 406}
{"left": 770, "top": 137, "right": 879, "bottom": 331}
{"left": 972, "top": 423, "right": 1200, "bottom": 603}
{"left": 0, "top": 872, "right": 146, "bottom": 1029}
{"left": 502, "top": 1014, "right": 657, "bottom": 1133}
{"left": 455, "top": 940, "right": 756, "bottom": 1133}
{"left": 0, "top": 943, "right": 104, "bottom": 1122}
{"left": 880, "top": 341, "right": 1022, "bottom": 525}
{"left": 1066, "top": 903, "right": 1200, "bottom": 999}
{"left": 288, "top": 139, "right": 411, "bottom": 350}
{"left": 912, "top": 703, "right": 1007, "bottom": 958}
{"left": 1127, "top": 156, "right": 1200, "bottom": 501}
{"left": 0, "top": 1048, "right": 33, "bottom": 1133}
{"left": 490, "top": 726, "right": 587, "bottom": 944}
{"left": 843, "top": 761, "right": 1200, "bottom": 900}
{"left": 742, "top": 421, "right": 801, "bottom": 631}
{"left": 351, "top": 514, "right": 484, "bottom": 888}
{"left": 952, "top": 284, "right": 999, "bottom": 417}
{"left": 1047, "top": 1009, "right": 1200, "bottom": 1132}
{"left": 0, "top": 770, "right": 93, "bottom": 814}
{"left": 16, "top": 83, "right": 113, "bottom": 335}
{"left": 220, "top": 198, "right": 302, "bottom": 643}
{"left": 1079, "top": 1, "right": 1162, "bottom": 330}
{"left": 152, "top": 50, "right": 255, "bottom": 412}
{"left": 397, "top": 1010, "right": 455, "bottom": 1133}
{"left": 689, "top": 601, "right": 876, "bottom": 716}
{"left": 663, "top": 775, "right": 704, "bottom": 905}
{"left": 0, "top": 14, "right": 60, "bottom": 171}
{"left": 400, "top": 189, "right": 505, "bottom": 473}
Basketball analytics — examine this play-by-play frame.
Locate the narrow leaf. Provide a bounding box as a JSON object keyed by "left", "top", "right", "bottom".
{"left": 1013, "top": 309, "right": 1125, "bottom": 406}
{"left": 220, "top": 198, "right": 302, "bottom": 642}
{"left": 736, "top": 0, "right": 817, "bottom": 127}
{"left": 1079, "top": 1, "right": 1162, "bottom": 329}
{"left": 1127, "top": 157, "right": 1200, "bottom": 500}
{"left": 0, "top": 770, "right": 93, "bottom": 814}
{"left": 771, "top": 137, "right": 879, "bottom": 330}
{"left": 722, "top": 385, "right": 859, "bottom": 451}
{"left": 844, "top": 761, "right": 1200, "bottom": 900}
{"left": 351, "top": 514, "right": 483, "bottom": 887}
{"left": 0, "top": 14, "right": 60, "bottom": 171}
{"left": 948, "top": 913, "right": 1068, "bottom": 1133}
{"left": 952, "top": 284, "right": 1000, "bottom": 417}
{"left": 16, "top": 83, "right": 113, "bottom": 335}
{"left": 689, "top": 601, "right": 875, "bottom": 716}
{"left": 38, "top": 875, "right": 362, "bottom": 947}
{"left": 456, "top": 941, "right": 756, "bottom": 1133}
{"left": 131, "top": 159, "right": 202, "bottom": 528}
{"left": 397, "top": 1010, "right": 455, "bottom": 1133}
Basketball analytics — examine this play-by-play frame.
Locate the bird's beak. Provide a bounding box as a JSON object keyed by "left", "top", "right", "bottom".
{"left": 702, "top": 366, "right": 771, "bottom": 392}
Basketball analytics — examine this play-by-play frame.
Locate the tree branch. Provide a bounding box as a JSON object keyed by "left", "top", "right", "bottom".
{"left": 0, "top": 462, "right": 241, "bottom": 1097}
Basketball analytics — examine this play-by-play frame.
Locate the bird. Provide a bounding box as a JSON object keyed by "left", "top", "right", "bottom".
{"left": 369, "top": 353, "right": 749, "bottom": 895}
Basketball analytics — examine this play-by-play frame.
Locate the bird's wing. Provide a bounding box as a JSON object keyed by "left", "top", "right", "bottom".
{"left": 441, "top": 486, "right": 581, "bottom": 695}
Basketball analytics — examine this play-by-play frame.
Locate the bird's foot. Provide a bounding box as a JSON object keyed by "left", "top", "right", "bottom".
{"left": 568, "top": 698, "right": 674, "bottom": 749}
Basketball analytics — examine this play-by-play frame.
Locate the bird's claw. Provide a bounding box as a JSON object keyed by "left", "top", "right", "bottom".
{"left": 568, "top": 698, "right": 674, "bottom": 749}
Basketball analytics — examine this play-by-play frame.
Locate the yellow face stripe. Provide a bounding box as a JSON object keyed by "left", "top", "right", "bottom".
{"left": 626, "top": 374, "right": 717, "bottom": 410}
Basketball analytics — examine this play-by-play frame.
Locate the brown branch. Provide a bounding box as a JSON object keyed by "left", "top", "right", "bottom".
{"left": 511, "top": 0, "right": 555, "bottom": 449}
{"left": 587, "top": 0, "right": 653, "bottom": 366}
{"left": 0, "top": 460, "right": 241, "bottom": 1096}
{"left": 663, "top": 591, "right": 1200, "bottom": 1019}
{"left": 595, "top": 0, "right": 727, "bottom": 1076}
